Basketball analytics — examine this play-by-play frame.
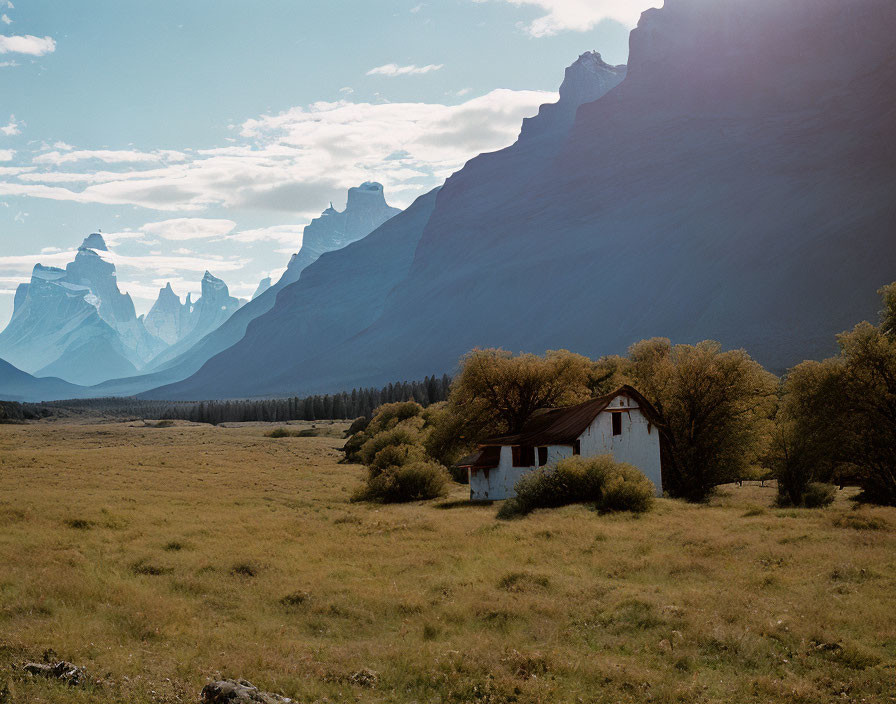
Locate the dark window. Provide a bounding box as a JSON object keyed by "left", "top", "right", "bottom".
{"left": 573, "top": 440, "right": 581, "bottom": 455}
{"left": 538, "top": 447, "right": 548, "bottom": 466}
{"left": 612, "top": 412, "right": 622, "bottom": 436}
{"left": 512, "top": 445, "right": 535, "bottom": 467}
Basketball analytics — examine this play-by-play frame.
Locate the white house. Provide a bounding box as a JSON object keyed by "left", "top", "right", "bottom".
{"left": 457, "top": 386, "right": 667, "bottom": 501}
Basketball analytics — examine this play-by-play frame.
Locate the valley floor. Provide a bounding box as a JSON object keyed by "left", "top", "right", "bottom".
{"left": 0, "top": 421, "right": 894, "bottom": 703}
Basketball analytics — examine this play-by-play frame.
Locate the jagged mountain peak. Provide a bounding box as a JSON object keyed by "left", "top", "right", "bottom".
{"left": 517, "top": 51, "right": 626, "bottom": 146}
{"left": 252, "top": 277, "right": 272, "bottom": 301}
{"left": 80, "top": 233, "right": 108, "bottom": 251}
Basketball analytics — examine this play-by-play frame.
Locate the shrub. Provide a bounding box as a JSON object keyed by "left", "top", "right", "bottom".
{"left": 355, "top": 460, "right": 450, "bottom": 503}
{"left": 499, "top": 455, "right": 654, "bottom": 517}
{"left": 266, "top": 427, "right": 290, "bottom": 438}
{"left": 359, "top": 427, "right": 423, "bottom": 468}
{"left": 802, "top": 482, "right": 837, "bottom": 508}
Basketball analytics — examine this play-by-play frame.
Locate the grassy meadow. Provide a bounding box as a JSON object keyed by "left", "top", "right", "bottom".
{"left": 0, "top": 420, "right": 894, "bottom": 703}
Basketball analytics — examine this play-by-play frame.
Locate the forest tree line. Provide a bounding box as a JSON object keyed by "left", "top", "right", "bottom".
{"left": 3, "top": 375, "right": 452, "bottom": 425}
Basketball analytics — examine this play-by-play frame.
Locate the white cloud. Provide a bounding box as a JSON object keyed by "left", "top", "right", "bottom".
{"left": 227, "top": 224, "right": 306, "bottom": 246}
{"left": 0, "top": 148, "right": 13, "bottom": 161}
{"left": 0, "top": 88, "right": 555, "bottom": 213}
{"left": 52, "top": 141, "right": 74, "bottom": 151}
{"left": 479, "top": 0, "right": 658, "bottom": 35}
{"left": 1, "top": 14, "right": 11, "bottom": 25}
{"left": 410, "top": 3, "right": 425, "bottom": 12}
{"left": 1, "top": 114, "right": 20, "bottom": 136}
{"left": 0, "top": 60, "right": 18, "bottom": 67}
{"left": 0, "top": 34, "right": 55, "bottom": 56}
{"left": 140, "top": 218, "right": 236, "bottom": 241}
{"left": 367, "top": 63, "right": 443, "bottom": 77}
{"left": 33, "top": 149, "right": 186, "bottom": 165}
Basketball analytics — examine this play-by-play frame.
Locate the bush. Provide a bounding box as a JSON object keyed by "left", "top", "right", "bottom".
{"left": 358, "top": 427, "right": 422, "bottom": 468}
{"left": 355, "top": 460, "right": 450, "bottom": 503}
{"left": 499, "top": 455, "right": 655, "bottom": 518}
{"left": 802, "top": 482, "right": 837, "bottom": 508}
{"left": 267, "top": 427, "right": 290, "bottom": 438}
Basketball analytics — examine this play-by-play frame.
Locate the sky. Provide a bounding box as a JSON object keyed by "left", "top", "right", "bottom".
{"left": 0, "top": 0, "right": 657, "bottom": 326}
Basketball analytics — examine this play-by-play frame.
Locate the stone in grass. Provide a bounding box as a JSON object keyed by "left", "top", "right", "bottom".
{"left": 349, "top": 668, "right": 379, "bottom": 688}
{"left": 200, "top": 679, "right": 292, "bottom": 703}
{"left": 22, "top": 661, "right": 89, "bottom": 687}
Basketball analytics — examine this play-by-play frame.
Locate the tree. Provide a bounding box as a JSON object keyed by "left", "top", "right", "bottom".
{"left": 770, "top": 281, "right": 896, "bottom": 506}
{"left": 836, "top": 318, "right": 896, "bottom": 504}
{"left": 619, "top": 338, "right": 779, "bottom": 501}
{"left": 769, "top": 359, "right": 845, "bottom": 505}
{"left": 448, "top": 348, "right": 594, "bottom": 437}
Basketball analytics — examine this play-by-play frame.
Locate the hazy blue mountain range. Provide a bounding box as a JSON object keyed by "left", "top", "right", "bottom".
{"left": 0, "top": 234, "right": 244, "bottom": 393}
{"left": 0, "top": 235, "right": 163, "bottom": 386}
{"left": 10, "top": 181, "right": 404, "bottom": 401}
{"left": 149, "top": 0, "right": 896, "bottom": 400}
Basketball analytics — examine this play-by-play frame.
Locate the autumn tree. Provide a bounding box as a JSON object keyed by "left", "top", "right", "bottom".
{"left": 769, "top": 359, "right": 845, "bottom": 505}
{"left": 449, "top": 348, "right": 594, "bottom": 434}
{"left": 617, "top": 338, "right": 779, "bottom": 501}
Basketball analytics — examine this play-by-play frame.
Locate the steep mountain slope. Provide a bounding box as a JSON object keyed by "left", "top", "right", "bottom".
{"left": 36, "top": 336, "right": 138, "bottom": 386}
{"left": 153, "top": 0, "right": 896, "bottom": 400}
{"left": 145, "top": 53, "right": 628, "bottom": 400}
{"left": 0, "top": 358, "right": 85, "bottom": 403}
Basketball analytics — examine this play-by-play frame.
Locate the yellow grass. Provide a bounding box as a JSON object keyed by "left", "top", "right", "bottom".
{"left": 1, "top": 420, "right": 895, "bottom": 703}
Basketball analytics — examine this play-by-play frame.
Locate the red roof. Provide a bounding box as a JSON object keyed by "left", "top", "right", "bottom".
{"left": 482, "top": 385, "right": 662, "bottom": 448}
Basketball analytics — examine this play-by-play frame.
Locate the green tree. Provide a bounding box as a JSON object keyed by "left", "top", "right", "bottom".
{"left": 770, "top": 359, "right": 845, "bottom": 505}
{"left": 619, "top": 338, "right": 779, "bottom": 501}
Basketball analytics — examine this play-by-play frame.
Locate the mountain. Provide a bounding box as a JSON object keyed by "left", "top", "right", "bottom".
{"left": 0, "top": 234, "right": 166, "bottom": 386}
{"left": 150, "top": 0, "right": 896, "bottom": 400}
{"left": 144, "top": 283, "right": 193, "bottom": 346}
{"left": 0, "top": 357, "right": 85, "bottom": 403}
{"left": 142, "top": 272, "right": 242, "bottom": 370}
{"left": 251, "top": 278, "right": 272, "bottom": 301}
{"left": 89, "top": 182, "right": 404, "bottom": 397}
{"left": 144, "top": 54, "right": 628, "bottom": 400}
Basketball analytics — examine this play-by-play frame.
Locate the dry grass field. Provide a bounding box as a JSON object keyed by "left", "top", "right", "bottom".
{"left": 0, "top": 420, "right": 894, "bottom": 703}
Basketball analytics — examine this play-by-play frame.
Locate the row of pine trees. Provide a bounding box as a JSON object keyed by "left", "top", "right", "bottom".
{"left": 12, "top": 375, "right": 452, "bottom": 425}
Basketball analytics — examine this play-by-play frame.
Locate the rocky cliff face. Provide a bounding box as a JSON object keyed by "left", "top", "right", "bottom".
{"left": 144, "top": 283, "right": 193, "bottom": 346}
{"left": 278, "top": 182, "right": 401, "bottom": 289}
{"left": 143, "top": 271, "right": 242, "bottom": 370}
{"left": 0, "top": 235, "right": 165, "bottom": 385}
{"left": 518, "top": 51, "right": 625, "bottom": 144}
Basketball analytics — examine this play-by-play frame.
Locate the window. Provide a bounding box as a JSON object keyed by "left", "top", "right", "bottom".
{"left": 612, "top": 412, "right": 622, "bottom": 436}
{"left": 573, "top": 440, "right": 581, "bottom": 455}
{"left": 538, "top": 447, "right": 548, "bottom": 466}
{"left": 512, "top": 445, "right": 535, "bottom": 467}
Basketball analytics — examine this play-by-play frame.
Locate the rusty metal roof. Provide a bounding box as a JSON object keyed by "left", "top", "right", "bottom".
{"left": 455, "top": 445, "right": 501, "bottom": 470}
{"left": 482, "top": 385, "right": 662, "bottom": 448}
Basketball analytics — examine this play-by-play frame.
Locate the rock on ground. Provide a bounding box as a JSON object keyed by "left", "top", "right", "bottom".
{"left": 200, "top": 679, "right": 292, "bottom": 703}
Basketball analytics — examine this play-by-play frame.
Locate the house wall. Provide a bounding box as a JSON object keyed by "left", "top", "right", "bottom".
{"left": 469, "top": 446, "right": 536, "bottom": 501}
{"left": 468, "top": 392, "right": 663, "bottom": 501}
{"left": 577, "top": 395, "right": 663, "bottom": 496}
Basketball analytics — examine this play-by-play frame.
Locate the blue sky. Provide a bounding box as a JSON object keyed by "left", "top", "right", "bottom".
{"left": 0, "top": 0, "right": 656, "bottom": 325}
